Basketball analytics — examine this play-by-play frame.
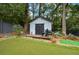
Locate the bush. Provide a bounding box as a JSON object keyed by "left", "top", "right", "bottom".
{"left": 44, "top": 29, "right": 52, "bottom": 36}
{"left": 12, "top": 25, "right": 23, "bottom": 36}
{"left": 54, "top": 31, "right": 63, "bottom": 36}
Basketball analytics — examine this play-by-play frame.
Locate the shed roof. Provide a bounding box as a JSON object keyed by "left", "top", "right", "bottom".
{"left": 29, "top": 16, "right": 52, "bottom": 23}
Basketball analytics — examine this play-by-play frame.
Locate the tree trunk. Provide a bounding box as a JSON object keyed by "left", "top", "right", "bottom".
{"left": 24, "top": 3, "right": 29, "bottom": 34}
{"left": 24, "top": 23, "right": 28, "bottom": 34}
{"left": 32, "top": 3, "right": 34, "bottom": 19}
{"left": 62, "top": 3, "right": 67, "bottom": 36}
{"left": 39, "top": 3, "right": 41, "bottom": 16}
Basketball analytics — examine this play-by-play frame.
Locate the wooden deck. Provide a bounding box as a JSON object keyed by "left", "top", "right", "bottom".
{"left": 26, "top": 34, "right": 49, "bottom": 39}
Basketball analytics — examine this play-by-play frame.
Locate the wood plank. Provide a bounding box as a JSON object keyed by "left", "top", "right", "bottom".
{"left": 27, "top": 34, "right": 49, "bottom": 39}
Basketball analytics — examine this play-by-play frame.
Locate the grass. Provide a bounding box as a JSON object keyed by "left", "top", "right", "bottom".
{"left": 0, "top": 36, "right": 79, "bottom": 55}
{"left": 60, "top": 39, "right": 79, "bottom": 46}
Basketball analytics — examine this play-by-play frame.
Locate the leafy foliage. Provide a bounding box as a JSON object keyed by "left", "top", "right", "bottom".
{"left": 0, "top": 3, "right": 79, "bottom": 35}
{"left": 0, "top": 4, "right": 25, "bottom": 25}
{"left": 12, "top": 25, "right": 23, "bottom": 35}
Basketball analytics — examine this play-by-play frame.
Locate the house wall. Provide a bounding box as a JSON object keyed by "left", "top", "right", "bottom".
{"left": 30, "top": 18, "right": 52, "bottom": 35}
{"left": 0, "top": 21, "right": 13, "bottom": 33}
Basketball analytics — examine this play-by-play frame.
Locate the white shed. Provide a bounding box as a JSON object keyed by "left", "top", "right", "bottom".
{"left": 29, "top": 16, "right": 52, "bottom": 35}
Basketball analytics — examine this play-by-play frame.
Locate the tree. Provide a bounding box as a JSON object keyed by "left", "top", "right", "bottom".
{"left": 62, "top": 3, "right": 67, "bottom": 36}
{"left": 39, "top": 3, "right": 41, "bottom": 16}
{"left": 32, "top": 3, "right": 35, "bottom": 19}
{"left": 66, "top": 4, "right": 79, "bottom": 35}
{"left": 0, "top": 3, "right": 79, "bottom": 36}
{"left": 0, "top": 3, "right": 25, "bottom": 25}
{"left": 23, "top": 3, "right": 29, "bottom": 34}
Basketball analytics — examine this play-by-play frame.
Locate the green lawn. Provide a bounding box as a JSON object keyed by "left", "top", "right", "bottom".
{"left": 0, "top": 36, "right": 79, "bottom": 55}
{"left": 60, "top": 39, "right": 79, "bottom": 46}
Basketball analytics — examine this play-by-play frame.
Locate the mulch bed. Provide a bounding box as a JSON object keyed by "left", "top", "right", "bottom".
{"left": 0, "top": 34, "right": 4, "bottom": 38}
{"left": 59, "top": 36, "right": 79, "bottom": 41}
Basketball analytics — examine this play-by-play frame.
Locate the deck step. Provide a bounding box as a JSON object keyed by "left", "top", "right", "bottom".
{"left": 26, "top": 35, "right": 49, "bottom": 39}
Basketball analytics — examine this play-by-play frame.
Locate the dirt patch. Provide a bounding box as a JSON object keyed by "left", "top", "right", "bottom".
{"left": 0, "top": 38, "right": 7, "bottom": 41}
{"left": 0, "top": 34, "right": 4, "bottom": 38}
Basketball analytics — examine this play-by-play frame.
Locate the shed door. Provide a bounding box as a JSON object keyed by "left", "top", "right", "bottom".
{"left": 35, "top": 24, "right": 44, "bottom": 35}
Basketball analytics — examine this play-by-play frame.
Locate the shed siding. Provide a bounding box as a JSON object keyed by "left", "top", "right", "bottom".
{"left": 0, "top": 21, "right": 13, "bottom": 33}
{"left": 30, "top": 18, "right": 52, "bottom": 35}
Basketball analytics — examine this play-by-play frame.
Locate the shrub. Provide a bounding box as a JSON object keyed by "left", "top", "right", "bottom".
{"left": 54, "top": 31, "right": 63, "bottom": 36}
{"left": 44, "top": 29, "right": 52, "bottom": 36}
{"left": 12, "top": 25, "right": 23, "bottom": 36}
